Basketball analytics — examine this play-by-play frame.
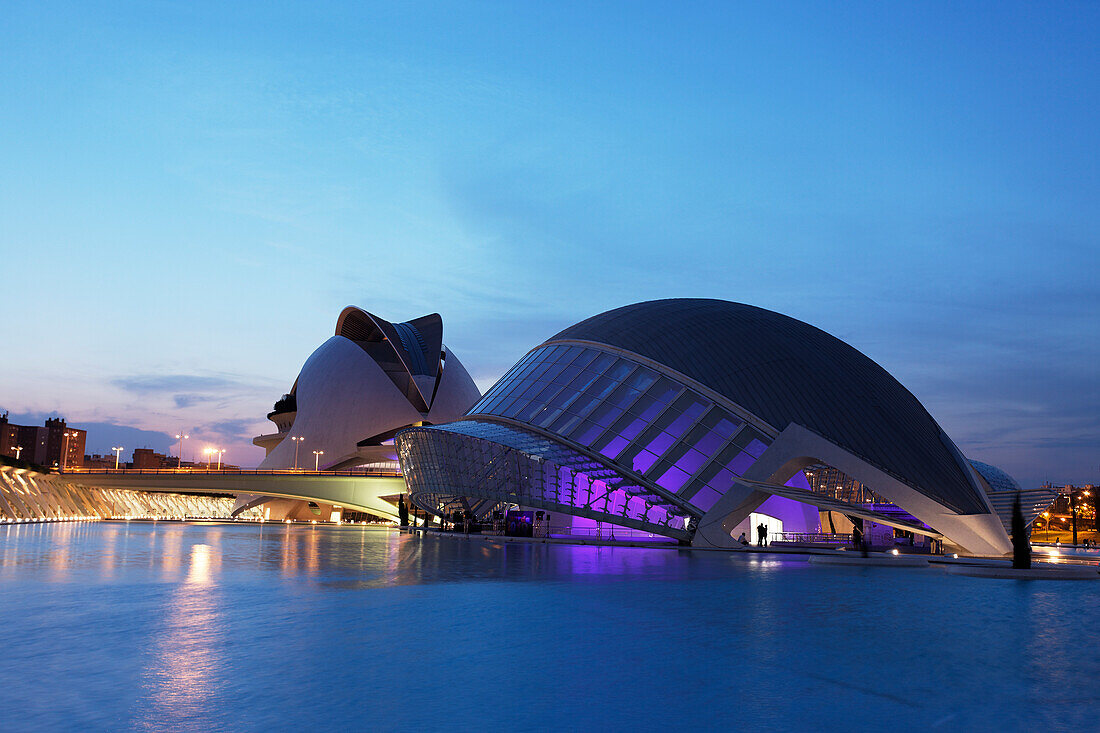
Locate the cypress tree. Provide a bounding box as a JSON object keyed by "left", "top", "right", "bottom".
{"left": 1011, "top": 492, "right": 1031, "bottom": 569}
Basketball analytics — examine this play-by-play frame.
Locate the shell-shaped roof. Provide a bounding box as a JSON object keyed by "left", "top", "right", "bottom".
{"left": 335, "top": 306, "right": 444, "bottom": 413}
{"left": 549, "top": 298, "right": 988, "bottom": 515}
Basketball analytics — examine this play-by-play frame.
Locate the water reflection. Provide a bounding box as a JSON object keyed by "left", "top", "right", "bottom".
{"left": 0, "top": 523, "right": 1098, "bottom": 730}
{"left": 136, "top": 541, "right": 222, "bottom": 731}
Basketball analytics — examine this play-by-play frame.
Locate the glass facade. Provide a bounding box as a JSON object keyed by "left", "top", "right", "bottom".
{"left": 400, "top": 342, "right": 778, "bottom": 537}
{"left": 399, "top": 420, "right": 694, "bottom": 539}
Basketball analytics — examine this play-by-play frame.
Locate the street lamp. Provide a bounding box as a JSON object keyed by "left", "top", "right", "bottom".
{"left": 290, "top": 436, "right": 305, "bottom": 470}
{"left": 215, "top": 449, "right": 225, "bottom": 470}
{"left": 174, "top": 433, "right": 189, "bottom": 469}
{"left": 203, "top": 447, "right": 214, "bottom": 469}
{"left": 313, "top": 450, "right": 324, "bottom": 471}
{"left": 13, "top": 446, "right": 22, "bottom": 460}
{"left": 111, "top": 446, "right": 124, "bottom": 469}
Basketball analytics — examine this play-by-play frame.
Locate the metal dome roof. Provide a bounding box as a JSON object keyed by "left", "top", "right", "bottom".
{"left": 968, "top": 460, "right": 1022, "bottom": 494}
{"left": 548, "top": 298, "right": 989, "bottom": 515}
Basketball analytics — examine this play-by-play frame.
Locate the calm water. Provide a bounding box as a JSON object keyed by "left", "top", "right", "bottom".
{"left": 1, "top": 522, "right": 1097, "bottom": 732}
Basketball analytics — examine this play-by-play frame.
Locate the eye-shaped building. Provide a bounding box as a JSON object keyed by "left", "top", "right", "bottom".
{"left": 396, "top": 299, "right": 1014, "bottom": 556}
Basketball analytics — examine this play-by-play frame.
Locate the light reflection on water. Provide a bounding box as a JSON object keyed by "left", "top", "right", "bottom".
{"left": 0, "top": 522, "right": 1098, "bottom": 731}
{"left": 137, "top": 542, "right": 221, "bottom": 731}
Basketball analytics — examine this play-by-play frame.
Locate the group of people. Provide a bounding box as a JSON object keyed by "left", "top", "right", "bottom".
{"left": 736, "top": 523, "right": 770, "bottom": 547}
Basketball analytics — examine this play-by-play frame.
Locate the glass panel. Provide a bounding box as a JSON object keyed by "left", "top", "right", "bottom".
{"left": 637, "top": 399, "right": 667, "bottom": 421}
{"left": 530, "top": 407, "right": 563, "bottom": 428}
{"left": 632, "top": 450, "right": 659, "bottom": 474}
{"left": 588, "top": 403, "right": 623, "bottom": 428}
{"left": 599, "top": 435, "right": 630, "bottom": 460}
{"left": 534, "top": 383, "right": 561, "bottom": 403}
{"left": 557, "top": 346, "right": 584, "bottom": 364}
{"left": 713, "top": 444, "right": 741, "bottom": 470}
{"left": 608, "top": 413, "right": 647, "bottom": 442}
{"left": 645, "top": 431, "right": 676, "bottom": 457}
{"left": 693, "top": 430, "right": 726, "bottom": 458}
{"left": 624, "top": 392, "right": 655, "bottom": 417}
{"left": 670, "top": 392, "right": 702, "bottom": 415}
{"left": 586, "top": 376, "right": 620, "bottom": 401}
{"left": 494, "top": 397, "right": 519, "bottom": 416}
{"left": 693, "top": 463, "right": 721, "bottom": 488}
{"left": 648, "top": 377, "right": 682, "bottom": 404}
{"left": 567, "top": 393, "right": 602, "bottom": 419}
{"left": 553, "top": 364, "right": 582, "bottom": 385}
{"left": 569, "top": 369, "right": 601, "bottom": 394}
{"left": 570, "top": 348, "right": 598, "bottom": 369}
{"left": 733, "top": 427, "right": 767, "bottom": 451}
{"left": 649, "top": 404, "right": 685, "bottom": 434}
{"left": 513, "top": 400, "right": 548, "bottom": 423}
{"left": 727, "top": 451, "right": 756, "bottom": 476}
{"left": 745, "top": 438, "right": 769, "bottom": 458}
{"left": 605, "top": 360, "right": 636, "bottom": 381}
{"left": 665, "top": 410, "right": 702, "bottom": 439}
{"left": 546, "top": 388, "right": 581, "bottom": 411}
{"left": 588, "top": 352, "right": 616, "bottom": 374}
{"left": 674, "top": 448, "right": 709, "bottom": 477}
{"left": 655, "top": 443, "right": 687, "bottom": 470}
{"left": 518, "top": 380, "right": 546, "bottom": 399}
{"left": 622, "top": 366, "right": 658, "bottom": 392}
{"left": 572, "top": 421, "right": 604, "bottom": 446}
{"left": 691, "top": 487, "right": 721, "bottom": 512}
{"left": 552, "top": 413, "right": 583, "bottom": 436}
{"left": 656, "top": 465, "right": 690, "bottom": 493}
{"left": 470, "top": 395, "right": 496, "bottom": 414}
{"left": 543, "top": 345, "right": 566, "bottom": 362}
{"left": 527, "top": 360, "right": 557, "bottom": 382}
{"left": 606, "top": 384, "right": 642, "bottom": 410}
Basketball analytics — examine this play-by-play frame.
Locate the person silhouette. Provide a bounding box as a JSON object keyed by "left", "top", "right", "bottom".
{"left": 757, "top": 523, "right": 767, "bottom": 547}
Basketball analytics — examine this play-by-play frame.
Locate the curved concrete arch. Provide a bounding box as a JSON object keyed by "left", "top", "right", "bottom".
{"left": 693, "top": 424, "right": 1011, "bottom": 556}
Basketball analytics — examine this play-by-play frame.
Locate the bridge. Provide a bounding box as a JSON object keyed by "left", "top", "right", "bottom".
{"left": 60, "top": 468, "right": 408, "bottom": 522}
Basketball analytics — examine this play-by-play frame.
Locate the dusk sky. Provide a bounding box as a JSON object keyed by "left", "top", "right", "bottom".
{"left": 2, "top": 1, "right": 1097, "bottom": 486}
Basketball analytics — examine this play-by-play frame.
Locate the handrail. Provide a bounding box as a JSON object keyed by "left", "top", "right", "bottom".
{"left": 59, "top": 468, "right": 403, "bottom": 478}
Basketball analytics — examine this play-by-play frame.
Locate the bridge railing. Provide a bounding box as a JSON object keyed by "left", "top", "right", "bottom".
{"left": 60, "top": 467, "right": 404, "bottom": 478}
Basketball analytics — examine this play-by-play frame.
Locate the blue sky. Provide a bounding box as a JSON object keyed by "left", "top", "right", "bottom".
{"left": 2, "top": 1, "right": 1097, "bottom": 485}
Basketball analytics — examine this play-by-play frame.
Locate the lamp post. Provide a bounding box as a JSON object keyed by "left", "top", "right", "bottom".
{"left": 290, "top": 436, "right": 305, "bottom": 470}
{"left": 13, "top": 446, "right": 22, "bottom": 460}
{"left": 313, "top": 450, "right": 324, "bottom": 471}
{"left": 112, "top": 446, "right": 124, "bottom": 469}
{"left": 174, "top": 433, "right": 189, "bottom": 469}
{"left": 216, "top": 449, "right": 225, "bottom": 470}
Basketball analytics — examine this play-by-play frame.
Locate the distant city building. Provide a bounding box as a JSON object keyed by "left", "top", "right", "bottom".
{"left": 132, "top": 448, "right": 172, "bottom": 469}
{"left": 128, "top": 447, "right": 237, "bottom": 471}
{"left": 82, "top": 454, "right": 127, "bottom": 470}
{"left": 0, "top": 413, "right": 85, "bottom": 468}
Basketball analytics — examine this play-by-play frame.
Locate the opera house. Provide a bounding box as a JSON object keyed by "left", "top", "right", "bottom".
{"left": 239, "top": 306, "right": 481, "bottom": 521}
{"left": 397, "top": 299, "right": 1037, "bottom": 557}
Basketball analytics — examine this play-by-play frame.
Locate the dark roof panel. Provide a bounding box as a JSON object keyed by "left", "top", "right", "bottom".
{"left": 550, "top": 298, "right": 987, "bottom": 515}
